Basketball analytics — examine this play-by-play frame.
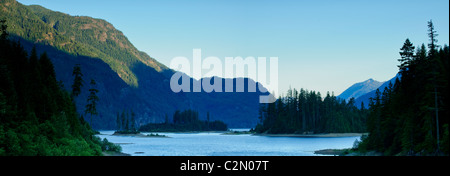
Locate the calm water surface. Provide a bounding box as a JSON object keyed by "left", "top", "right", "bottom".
{"left": 97, "top": 130, "right": 360, "bottom": 156}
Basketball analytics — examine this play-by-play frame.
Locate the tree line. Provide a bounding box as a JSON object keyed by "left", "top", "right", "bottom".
{"left": 357, "top": 20, "right": 449, "bottom": 156}
{"left": 255, "top": 88, "right": 368, "bottom": 134}
{"left": 139, "top": 109, "right": 228, "bottom": 132}
{"left": 115, "top": 109, "right": 138, "bottom": 134}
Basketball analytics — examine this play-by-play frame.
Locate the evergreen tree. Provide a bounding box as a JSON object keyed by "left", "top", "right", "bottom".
{"left": 0, "top": 18, "right": 7, "bottom": 41}
{"left": 426, "top": 20, "right": 445, "bottom": 154}
{"left": 358, "top": 20, "right": 449, "bottom": 155}
{"left": 120, "top": 111, "right": 126, "bottom": 131}
{"left": 398, "top": 38, "right": 415, "bottom": 75}
{"left": 130, "top": 110, "right": 136, "bottom": 132}
{"left": 0, "top": 20, "right": 107, "bottom": 156}
{"left": 139, "top": 109, "right": 227, "bottom": 132}
{"left": 164, "top": 114, "right": 169, "bottom": 125}
{"left": 71, "top": 64, "right": 83, "bottom": 98}
{"left": 125, "top": 114, "right": 129, "bottom": 132}
{"left": 427, "top": 20, "right": 439, "bottom": 57}
{"left": 255, "top": 87, "right": 367, "bottom": 134}
{"left": 116, "top": 112, "right": 121, "bottom": 131}
{"left": 85, "top": 79, "right": 99, "bottom": 127}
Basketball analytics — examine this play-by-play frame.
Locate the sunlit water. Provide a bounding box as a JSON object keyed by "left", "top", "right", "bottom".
{"left": 96, "top": 130, "right": 361, "bottom": 156}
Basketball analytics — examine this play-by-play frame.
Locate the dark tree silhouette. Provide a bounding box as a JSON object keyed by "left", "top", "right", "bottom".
{"left": 85, "top": 79, "right": 99, "bottom": 126}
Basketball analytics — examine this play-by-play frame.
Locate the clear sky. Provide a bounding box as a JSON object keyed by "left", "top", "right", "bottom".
{"left": 18, "top": 0, "right": 449, "bottom": 96}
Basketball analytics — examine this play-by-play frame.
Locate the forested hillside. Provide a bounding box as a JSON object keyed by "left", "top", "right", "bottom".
{"left": 0, "top": 0, "right": 269, "bottom": 129}
{"left": 0, "top": 19, "right": 109, "bottom": 155}
{"left": 354, "top": 74, "right": 399, "bottom": 109}
{"left": 0, "top": 0, "right": 167, "bottom": 87}
{"left": 358, "top": 21, "right": 449, "bottom": 156}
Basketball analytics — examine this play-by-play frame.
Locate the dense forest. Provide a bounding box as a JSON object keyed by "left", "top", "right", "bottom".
{"left": 139, "top": 109, "right": 228, "bottom": 132}
{"left": 0, "top": 20, "right": 119, "bottom": 155}
{"left": 254, "top": 88, "right": 368, "bottom": 134}
{"left": 114, "top": 109, "right": 138, "bottom": 134}
{"left": 358, "top": 21, "right": 449, "bottom": 156}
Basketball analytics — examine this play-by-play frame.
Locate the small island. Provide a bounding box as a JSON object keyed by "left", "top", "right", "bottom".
{"left": 145, "top": 133, "right": 169, "bottom": 137}
{"left": 112, "top": 110, "right": 169, "bottom": 137}
{"left": 139, "top": 109, "right": 228, "bottom": 132}
{"left": 314, "top": 149, "right": 352, "bottom": 156}
{"left": 221, "top": 130, "right": 255, "bottom": 135}
{"left": 112, "top": 131, "right": 169, "bottom": 138}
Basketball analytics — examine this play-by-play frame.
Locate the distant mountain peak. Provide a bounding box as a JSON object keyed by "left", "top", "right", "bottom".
{"left": 355, "top": 74, "right": 401, "bottom": 108}
{"left": 338, "top": 78, "right": 383, "bottom": 102}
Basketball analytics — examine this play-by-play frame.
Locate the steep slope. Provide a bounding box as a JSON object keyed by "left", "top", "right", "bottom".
{"left": 0, "top": 32, "right": 104, "bottom": 156}
{"left": 355, "top": 74, "right": 400, "bottom": 108}
{"left": 1, "top": 0, "right": 269, "bottom": 128}
{"left": 1, "top": 0, "right": 167, "bottom": 87}
{"left": 337, "top": 78, "right": 383, "bottom": 102}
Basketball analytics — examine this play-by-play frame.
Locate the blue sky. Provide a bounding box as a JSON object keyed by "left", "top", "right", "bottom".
{"left": 18, "top": 0, "right": 449, "bottom": 96}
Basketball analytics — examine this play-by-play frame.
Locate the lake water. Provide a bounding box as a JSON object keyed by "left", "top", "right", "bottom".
{"left": 97, "top": 130, "right": 361, "bottom": 156}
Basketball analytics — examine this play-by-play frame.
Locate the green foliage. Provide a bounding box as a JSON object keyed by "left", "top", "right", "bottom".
{"left": 100, "top": 138, "right": 121, "bottom": 153}
{"left": 85, "top": 79, "right": 99, "bottom": 127}
{"left": 139, "top": 109, "right": 228, "bottom": 132}
{"left": 0, "top": 1, "right": 167, "bottom": 87}
{"left": 71, "top": 64, "right": 83, "bottom": 97}
{"left": 0, "top": 18, "right": 8, "bottom": 41}
{"left": 359, "top": 21, "right": 449, "bottom": 156}
{"left": 0, "top": 20, "right": 106, "bottom": 155}
{"left": 398, "top": 38, "right": 415, "bottom": 75}
{"left": 146, "top": 133, "right": 167, "bottom": 137}
{"left": 2, "top": 1, "right": 266, "bottom": 130}
{"left": 255, "top": 88, "right": 368, "bottom": 134}
{"left": 115, "top": 109, "right": 138, "bottom": 134}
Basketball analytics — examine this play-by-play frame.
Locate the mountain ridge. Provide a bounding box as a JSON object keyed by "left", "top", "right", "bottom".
{"left": 1, "top": 0, "right": 269, "bottom": 129}
{"left": 337, "top": 78, "right": 384, "bottom": 102}
{"left": 1, "top": 1, "right": 168, "bottom": 87}
{"left": 354, "top": 74, "right": 400, "bottom": 108}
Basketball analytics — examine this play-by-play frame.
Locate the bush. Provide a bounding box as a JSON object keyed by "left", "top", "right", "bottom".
{"left": 100, "top": 138, "right": 122, "bottom": 153}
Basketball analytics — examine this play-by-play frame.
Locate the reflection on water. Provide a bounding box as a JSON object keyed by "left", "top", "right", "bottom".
{"left": 96, "top": 130, "right": 360, "bottom": 156}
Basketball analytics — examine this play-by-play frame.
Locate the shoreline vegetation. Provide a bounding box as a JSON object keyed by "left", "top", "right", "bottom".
{"left": 102, "top": 151, "right": 131, "bottom": 156}
{"left": 314, "top": 149, "right": 352, "bottom": 156}
{"left": 355, "top": 21, "right": 449, "bottom": 156}
{"left": 111, "top": 130, "right": 366, "bottom": 138}
{"left": 112, "top": 131, "right": 169, "bottom": 138}
{"left": 0, "top": 19, "right": 123, "bottom": 156}
{"left": 254, "top": 88, "right": 368, "bottom": 135}
{"left": 314, "top": 148, "right": 383, "bottom": 156}
{"left": 222, "top": 131, "right": 255, "bottom": 135}
{"left": 139, "top": 109, "right": 228, "bottom": 133}
{"left": 254, "top": 133, "right": 367, "bottom": 138}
